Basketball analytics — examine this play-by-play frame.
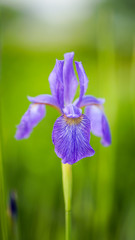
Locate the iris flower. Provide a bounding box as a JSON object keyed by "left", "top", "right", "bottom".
{"left": 15, "top": 52, "right": 111, "bottom": 164}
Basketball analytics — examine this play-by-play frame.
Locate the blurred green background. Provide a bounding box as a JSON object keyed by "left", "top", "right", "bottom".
{"left": 0, "top": 0, "right": 135, "bottom": 239}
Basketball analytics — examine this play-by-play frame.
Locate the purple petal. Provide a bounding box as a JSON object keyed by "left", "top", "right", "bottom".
{"left": 85, "top": 105, "right": 111, "bottom": 146}
{"left": 63, "top": 104, "right": 82, "bottom": 118}
{"left": 28, "top": 94, "right": 60, "bottom": 111}
{"left": 52, "top": 114, "right": 95, "bottom": 165}
{"left": 101, "top": 114, "right": 112, "bottom": 146}
{"left": 49, "top": 60, "right": 64, "bottom": 110}
{"left": 63, "top": 52, "right": 78, "bottom": 105}
{"left": 75, "top": 61, "right": 88, "bottom": 106}
{"left": 15, "top": 104, "right": 45, "bottom": 140}
{"left": 76, "top": 95, "right": 105, "bottom": 108}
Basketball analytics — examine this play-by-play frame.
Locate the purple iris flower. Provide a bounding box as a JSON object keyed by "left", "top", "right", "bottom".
{"left": 15, "top": 52, "right": 111, "bottom": 164}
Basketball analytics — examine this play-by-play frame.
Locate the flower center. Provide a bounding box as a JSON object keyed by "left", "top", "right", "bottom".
{"left": 64, "top": 114, "right": 83, "bottom": 125}
{"left": 63, "top": 104, "right": 82, "bottom": 118}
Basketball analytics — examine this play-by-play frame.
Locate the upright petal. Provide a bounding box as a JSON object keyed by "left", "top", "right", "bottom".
{"left": 28, "top": 94, "right": 60, "bottom": 112}
{"left": 63, "top": 52, "right": 78, "bottom": 105}
{"left": 49, "top": 60, "right": 64, "bottom": 110}
{"left": 75, "top": 61, "right": 88, "bottom": 106}
{"left": 75, "top": 95, "right": 105, "bottom": 108}
{"left": 15, "top": 104, "right": 45, "bottom": 140}
{"left": 85, "top": 105, "right": 111, "bottom": 146}
{"left": 52, "top": 114, "right": 95, "bottom": 165}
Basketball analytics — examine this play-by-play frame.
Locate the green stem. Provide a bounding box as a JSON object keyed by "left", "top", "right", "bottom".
{"left": 62, "top": 163, "right": 72, "bottom": 240}
{"left": 65, "top": 210, "right": 71, "bottom": 240}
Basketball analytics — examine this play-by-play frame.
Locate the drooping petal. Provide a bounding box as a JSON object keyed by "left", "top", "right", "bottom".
{"left": 63, "top": 52, "right": 78, "bottom": 105}
{"left": 15, "top": 104, "right": 45, "bottom": 140}
{"left": 75, "top": 95, "right": 105, "bottom": 108}
{"left": 101, "top": 113, "right": 112, "bottom": 146}
{"left": 63, "top": 104, "right": 82, "bottom": 118}
{"left": 75, "top": 61, "right": 88, "bottom": 106}
{"left": 85, "top": 105, "right": 111, "bottom": 146}
{"left": 28, "top": 94, "right": 60, "bottom": 111}
{"left": 52, "top": 114, "right": 95, "bottom": 165}
{"left": 48, "top": 60, "right": 64, "bottom": 110}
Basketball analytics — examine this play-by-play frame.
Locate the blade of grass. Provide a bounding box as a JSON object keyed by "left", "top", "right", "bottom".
{"left": 0, "top": 139, "right": 8, "bottom": 240}
{"left": 0, "top": 14, "right": 8, "bottom": 237}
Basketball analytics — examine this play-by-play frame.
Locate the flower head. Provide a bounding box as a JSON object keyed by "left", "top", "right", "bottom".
{"left": 15, "top": 52, "right": 111, "bottom": 164}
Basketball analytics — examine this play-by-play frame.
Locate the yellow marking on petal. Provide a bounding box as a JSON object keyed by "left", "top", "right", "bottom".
{"left": 64, "top": 115, "right": 83, "bottom": 125}
{"left": 81, "top": 103, "right": 103, "bottom": 109}
{"left": 31, "top": 102, "right": 61, "bottom": 114}
{"left": 31, "top": 103, "right": 38, "bottom": 108}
